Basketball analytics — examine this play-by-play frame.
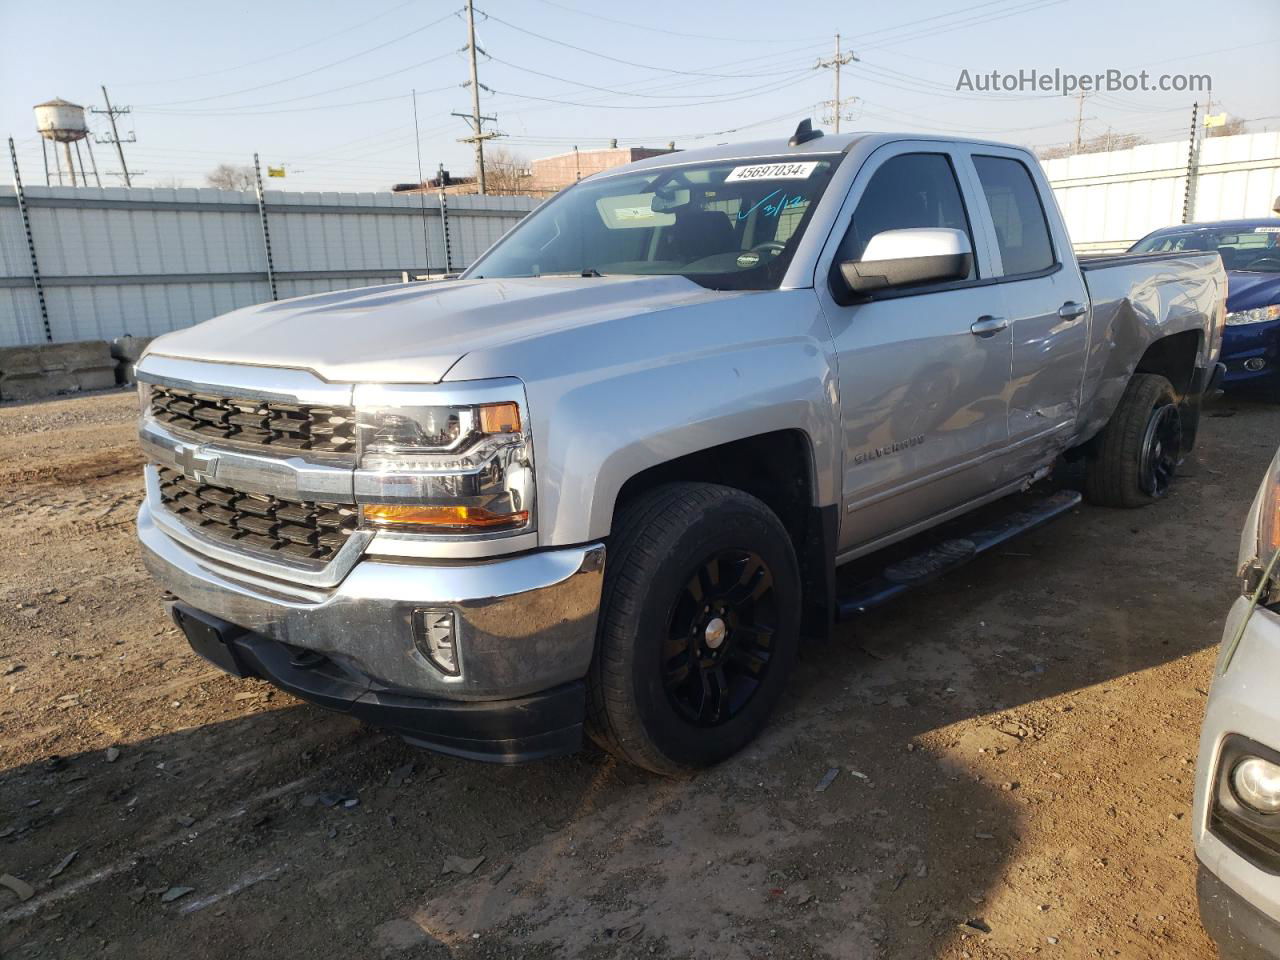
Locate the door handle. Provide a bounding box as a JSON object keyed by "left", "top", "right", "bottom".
{"left": 1058, "top": 301, "right": 1087, "bottom": 320}
{"left": 970, "top": 315, "right": 1008, "bottom": 337}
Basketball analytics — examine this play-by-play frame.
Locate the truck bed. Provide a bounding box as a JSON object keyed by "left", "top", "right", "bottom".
{"left": 1074, "top": 250, "right": 1225, "bottom": 445}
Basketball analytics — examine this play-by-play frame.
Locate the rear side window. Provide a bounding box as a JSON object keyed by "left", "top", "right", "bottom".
{"left": 838, "top": 152, "right": 975, "bottom": 279}
{"left": 973, "top": 155, "right": 1056, "bottom": 276}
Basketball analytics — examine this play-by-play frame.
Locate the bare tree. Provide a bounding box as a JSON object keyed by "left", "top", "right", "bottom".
{"left": 1206, "top": 115, "right": 1248, "bottom": 138}
{"left": 1038, "top": 132, "right": 1149, "bottom": 160}
{"left": 478, "top": 148, "right": 532, "bottom": 196}
{"left": 206, "top": 163, "right": 257, "bottom": 191}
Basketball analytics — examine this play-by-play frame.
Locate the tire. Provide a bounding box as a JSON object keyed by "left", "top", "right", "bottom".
{"left": 1084, "top": 373, "right": 1183, "bottom": 508}
{"left": 586, "top": 482, "right": 802, "bottom": 776}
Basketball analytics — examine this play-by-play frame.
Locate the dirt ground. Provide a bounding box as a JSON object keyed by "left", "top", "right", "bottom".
{"left": 0, "top": 386, "right": 1273, "bottom": 960}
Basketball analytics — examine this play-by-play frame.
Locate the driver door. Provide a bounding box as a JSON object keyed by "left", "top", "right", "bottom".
{"left": 813, "top": 142, "right": 1013, "bottom": 558}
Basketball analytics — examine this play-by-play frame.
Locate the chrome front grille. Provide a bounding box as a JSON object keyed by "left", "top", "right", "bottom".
{"left": 149, "top": 384, "right": 356, "bottom": 457}
{"left": 156, "top": 465, "right": 358, "bottom": 563}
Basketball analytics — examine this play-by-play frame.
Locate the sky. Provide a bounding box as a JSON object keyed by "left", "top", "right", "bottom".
{"left": 1, "top": 0, "right": 1277, "bottom": 194}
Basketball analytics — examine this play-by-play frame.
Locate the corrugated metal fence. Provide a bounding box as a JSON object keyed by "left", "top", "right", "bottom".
{"left": 1044, "top": 131, "right": 1280, "bottom": 253}
{"left": 0, "top": 185, "right": 536, "bottom": 347}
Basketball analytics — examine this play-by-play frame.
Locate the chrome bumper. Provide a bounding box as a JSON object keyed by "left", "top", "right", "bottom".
{"left": 138, "top": 499, "right": 605, "bottom": 701}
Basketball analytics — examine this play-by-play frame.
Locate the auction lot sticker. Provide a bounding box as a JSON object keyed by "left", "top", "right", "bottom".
{"left": 725, "top": 162, "right": 819, "bottom": 182}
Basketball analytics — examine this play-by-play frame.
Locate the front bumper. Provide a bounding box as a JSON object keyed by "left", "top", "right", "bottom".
{"left": 171, "top": 602, "right": 587, "bottom": 762}
{"left": 1199, "top": 863, "right": 1280, "bottom": 960}
{"left": 138, "top": 499, "right": 606, "bottom": 756}
{"left": 1221, "top": 319, "right": 1280, "bottom": 386}
{"left": 1194, "top": 598, "right": 1280, "bottom": 955}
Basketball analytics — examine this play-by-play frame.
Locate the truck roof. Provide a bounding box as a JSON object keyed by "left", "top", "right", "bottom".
{"left": 1140, "top": 218, "right": 1280, "bottom": 235}
{"left": 588, "top": 130, "right": 1036, "bottom": 180}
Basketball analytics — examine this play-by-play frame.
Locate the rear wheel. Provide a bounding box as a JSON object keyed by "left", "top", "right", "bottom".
{"left": 1085, "top": 373, "right": 1182, "bottom": 507}
{"left": 586, "top": 482, "right": 801, "bottom": 776}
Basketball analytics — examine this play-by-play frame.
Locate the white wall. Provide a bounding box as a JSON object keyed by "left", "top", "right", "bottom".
{"left": 0, "top": 186, "right": 536, "bottom": 347}
{"left": 1043, "top": 131, "right": 1280, "bottom": 253}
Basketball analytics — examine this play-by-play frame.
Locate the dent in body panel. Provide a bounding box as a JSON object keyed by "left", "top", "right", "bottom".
{"left": 1076, "top": 253, "right": 1223, "bottom": 444}
{"left": 1001, "top": 268, "right": 1091, "bottom": 481}
{"left": 444, "top": 289, "right": 841, "bottom": 546}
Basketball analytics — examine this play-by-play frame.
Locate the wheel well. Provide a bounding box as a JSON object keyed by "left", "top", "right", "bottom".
{"left": 1135, "top": 330, "right": 1201, "bottom": 398}
{"left": 614, "top": 430, "right": 815, "bottom": 539}
{"left": 613, "top": 430, "right": 835, "bottom": 637}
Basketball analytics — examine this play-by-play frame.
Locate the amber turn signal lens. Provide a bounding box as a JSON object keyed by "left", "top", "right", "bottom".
{"left": 361, "top": 504, "right": 528, "bottom": 529}
{"left": 479, "top": 402, "right": 521, "bottom": 434}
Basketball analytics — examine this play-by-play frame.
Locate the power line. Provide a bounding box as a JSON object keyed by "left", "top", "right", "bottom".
{"left": 485, "top": 72, "right": 816, "bottom": 112}
{"left": 475, "top": 8, "right": 815, "bottom": 81}
{"left": 146, "top": 51, "right": 462, "bottom": 114}
{"left": 855, "top": 0, "right": 1067, "bottom": 53}
{"left": 524, "top": 0, "right": 821, "bottom": 44}
{"left": 139, "top": 8, "right": 462, "bottom": 107}
{"left": 116, "top": 0, "right": 425, "bottom": 86}
{"left": 487, "top": 55, "right": 812, "bottom": 98}
{"left": 139, "top": 90, "right": 455, "bottom": 118}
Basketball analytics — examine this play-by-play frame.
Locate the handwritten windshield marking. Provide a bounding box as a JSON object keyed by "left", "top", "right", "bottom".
{"left": 736, "top": 190, "right": 807, "bottom": 221}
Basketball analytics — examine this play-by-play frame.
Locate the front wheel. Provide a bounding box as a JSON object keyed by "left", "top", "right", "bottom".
{"left": 586, "top": 483, "right": 801, "bottom": 776}
{"left": 1085, "top": 373, "right": 1183, "bottom": 508}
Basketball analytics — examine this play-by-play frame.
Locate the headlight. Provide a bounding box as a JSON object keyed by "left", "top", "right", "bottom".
{"left": 1233, "top": 757, "right": 1280, "bottom": 814}
{"left": 352, "top": 381, "right": 534, "bottom": 537}
{"left": 1238, "top": 450, "right": 1280, "bottom": 583}
{"left": 1226, "top": 305, "right": 1280, "bottom": 326}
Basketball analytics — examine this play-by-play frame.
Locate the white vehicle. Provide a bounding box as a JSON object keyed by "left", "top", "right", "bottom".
{"left": 1194, "top": 449, "right": 1280, "bottom": 959}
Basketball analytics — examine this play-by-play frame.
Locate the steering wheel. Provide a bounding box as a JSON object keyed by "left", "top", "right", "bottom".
{"left": 1246, "top": 256, "right": 1280, "bottom": 271}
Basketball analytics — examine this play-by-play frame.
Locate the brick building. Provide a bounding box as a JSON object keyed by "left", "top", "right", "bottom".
{"left": 530, "top": 145, "right": 676, "bottom": 194}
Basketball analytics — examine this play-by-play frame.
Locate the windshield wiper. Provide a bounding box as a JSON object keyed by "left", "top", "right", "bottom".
{"left": 581, "top": 268, "right": 604, "bottom": 277}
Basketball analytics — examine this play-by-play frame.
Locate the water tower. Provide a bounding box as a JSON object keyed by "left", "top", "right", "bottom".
{"left": 34, "top": 98, "right": 99, "bottom": 187}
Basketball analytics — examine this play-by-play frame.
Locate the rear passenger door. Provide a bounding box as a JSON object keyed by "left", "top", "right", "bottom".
{"left": 814, "top": 142, "right": 1012, "bottom": 558}
{"left": 962, "top": 147, "right": 1090, "bottom": 480}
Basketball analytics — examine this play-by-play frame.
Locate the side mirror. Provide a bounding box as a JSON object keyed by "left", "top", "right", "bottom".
{"left": 835, "top": 227, "right": 974, "bottom": 299}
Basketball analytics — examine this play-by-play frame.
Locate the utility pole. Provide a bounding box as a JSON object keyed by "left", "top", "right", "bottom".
{"left": 1073, "top": 91, "right": 1087, "bottom": 153}
{"left": 91, "top": 85, "right": 134, "bottom": 187}
{"left": 453, "top": 0, "right": 502, "bottom": 194}
{"left": 816, "top": 33, "right": 858, "bottom": 133}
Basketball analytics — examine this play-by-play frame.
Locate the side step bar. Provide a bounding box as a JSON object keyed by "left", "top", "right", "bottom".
{"left": 835, "top": 489, "right": 1082, "bottom": 619}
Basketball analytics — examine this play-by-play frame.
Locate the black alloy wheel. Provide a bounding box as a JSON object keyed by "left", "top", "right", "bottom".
{"left": 1139, "top": 402, "right": 1182, "bottom": 498}
{"left": 662, "top": 549, "right": 777, "bottom": 727}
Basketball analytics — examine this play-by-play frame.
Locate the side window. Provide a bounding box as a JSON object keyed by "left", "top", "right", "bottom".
{"left": 838, "top": 152, "right": 975, "bottom": 280}
{"left": 973, "top": 155, "right": 1056, "bottom": 276}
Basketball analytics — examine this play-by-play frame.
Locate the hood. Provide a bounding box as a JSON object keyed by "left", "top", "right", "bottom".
{"left": 1226, "top": 271, "right": 1280, "bottom": 312}
{"left": 146, "top": 275, "right": 739, "bottom": 383}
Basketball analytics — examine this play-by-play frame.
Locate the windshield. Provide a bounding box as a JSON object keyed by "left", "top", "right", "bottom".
{"left": 465, "top": 155, "right": 843, "bottom": 290}
{"left": 1131, "top": 224, "right": 1280, "bottom": 272}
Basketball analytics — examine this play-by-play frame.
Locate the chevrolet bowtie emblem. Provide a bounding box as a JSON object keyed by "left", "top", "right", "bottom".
{"left": 174, "top": 444, "right": 218, "bottom": 483}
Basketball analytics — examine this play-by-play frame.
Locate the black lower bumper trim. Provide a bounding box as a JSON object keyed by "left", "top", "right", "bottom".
{"left": 1197, "top": 862, "right": 1280, "bottom": 960}
{"left": 170, "top": 602, "right": 585, "bottom": 764}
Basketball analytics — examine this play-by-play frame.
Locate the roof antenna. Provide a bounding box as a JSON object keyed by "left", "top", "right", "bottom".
{"left": 789, "top": 118, "right": 824, "bottom": 147}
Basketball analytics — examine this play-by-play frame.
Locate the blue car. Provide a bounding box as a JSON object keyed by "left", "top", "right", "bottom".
{"left": 1131, "top": 219, "right": 1280, "bottom": 393}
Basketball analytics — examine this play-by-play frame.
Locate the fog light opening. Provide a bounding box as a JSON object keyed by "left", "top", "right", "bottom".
{"left": 413, "top": 609, "right": 460, "bottom": 676}
{"left": 1244, "top": 358, "right": 1267, "bottom": 372}
{"left": 1232, "top": 756, "right": 1280, "bottom": 814}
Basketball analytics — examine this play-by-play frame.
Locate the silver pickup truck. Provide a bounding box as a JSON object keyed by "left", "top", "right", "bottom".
{"left": 135, "top": 124, "right": 1226, "bottom": 774}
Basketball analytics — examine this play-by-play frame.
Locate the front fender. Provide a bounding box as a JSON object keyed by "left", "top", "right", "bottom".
{"left": 444, "top": 289, "right": 840, "bottom": 545}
